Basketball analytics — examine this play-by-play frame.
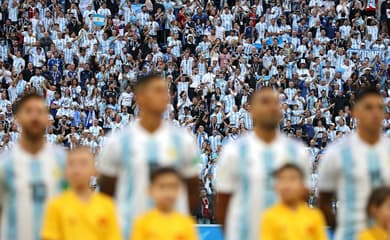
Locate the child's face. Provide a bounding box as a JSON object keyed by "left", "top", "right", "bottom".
{"left": 65, "top": 150, "right": 96, "bottom": 189}
{"left": 150, "top": 173, "right": 181, "bottom": 211}
{"left": 373, "top": 198, "right": 390, "bottom": 228}
{"left": 275, "top": 169, "right": 305, "bottom": 204}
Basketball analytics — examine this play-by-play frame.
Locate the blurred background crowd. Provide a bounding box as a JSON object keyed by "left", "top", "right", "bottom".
{"left": 0, "top": 0, "right": 390, "bottom": 223}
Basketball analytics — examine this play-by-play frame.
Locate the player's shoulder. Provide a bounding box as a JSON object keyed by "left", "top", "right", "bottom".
{"left": 279, "top": 133, "right": 307, "bottom": 150}
{"left": 47, "top": 190, "right": 72, "bottom": 207}
{"left": 94, "top": 192, "right": 116, "bottom": 205}
{"left": 261, "top": 203, "right": 283, "bottom": 220}
{"left": 172, "top": 211, "right": 196, "bottom": 225}
{"left": 327, "top": 134, "right": 354, "bottom": 152}
{"left": 221, "top": 132, "right": 251, "bottom": 154}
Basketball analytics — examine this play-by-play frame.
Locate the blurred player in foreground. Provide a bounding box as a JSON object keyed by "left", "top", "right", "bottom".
{"left": 260, "top": 164, "right": 328, "bottom": 240}
{"left": 216, "top": 87, "right": 310, "bottom": 240}
{"left": 41, "top": 147, "right": 122, "bottom": 240}
{"left": 0, "top": 94, "right": 67, "bottom": 240}
{"left": 131, "top": 167, "right": 198, "bottom": 240}
{"left": 318, "top": 87, "right": 390, "bottom": 240}
{"left": 358, "top": 187, "right": 390, "bottom": 240}
{"left": 98, "top": 74, "right": 200, "bottom": 238}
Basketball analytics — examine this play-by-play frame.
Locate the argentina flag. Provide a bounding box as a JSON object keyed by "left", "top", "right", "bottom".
{"left": 92, "top": 14, "right": 106, "bottom": 26}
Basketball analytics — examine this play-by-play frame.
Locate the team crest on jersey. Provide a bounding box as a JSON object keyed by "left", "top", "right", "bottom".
{"left": 168, "top": 147, "right": 178, "bottom": 161}
{"left": 53, "top": 167, "right": 62, "bottom": 179}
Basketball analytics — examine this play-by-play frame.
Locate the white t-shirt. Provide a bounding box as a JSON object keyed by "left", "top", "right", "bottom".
{"left": 217, "top": 132, "right": 310, "bottom": 240}
{"left": 0, "top": 144, "right": 67, "bottom": 240}
{"left": 318, "top": 133, "right": 390, "bottom": 240}
{"left": 97, "top": 121, "right": 200, "bottom": 239}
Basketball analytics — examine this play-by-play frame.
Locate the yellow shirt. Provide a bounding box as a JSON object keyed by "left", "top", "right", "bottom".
{"left": 260, "top": 203, "right": 328, "bottom": 240}
{"left": 41, "top": 190, "right": 122, "bottom": 240}
{"left": 130, "top": 209, "right": 198, "bottom": 240}
{"left": 358, "top": 226, "right": 389, "bottom": 240}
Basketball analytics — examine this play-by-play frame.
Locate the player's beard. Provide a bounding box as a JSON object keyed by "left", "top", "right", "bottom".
{"left": 23, "top": 125, "right": 46, "bottom": 140}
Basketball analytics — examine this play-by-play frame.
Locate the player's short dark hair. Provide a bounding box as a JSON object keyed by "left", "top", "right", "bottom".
{"left": 134, "top": 73, "right": 164, "bottom": 93}
{"left": 366, "top": 186, "right": 390, "bottom": 218}
{"left": 356, "top": 87, "right": 381, "bottom": 103}
{"left": 150, "top": 167, "right": 183, "bottom": 183}
{"left": 14, "top": 93, "right": 45, "bottom": 114}
{"left": 273, "top": 163, "right": 305, "bottom": 179}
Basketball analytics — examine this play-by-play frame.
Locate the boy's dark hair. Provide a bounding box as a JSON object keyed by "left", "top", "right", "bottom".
{"left": 273, "top": 163, "right": 305, "bottom": 179}
{"left": 366, "top": 187, "right": 390, "bottom": 218}
{"left": 150, "top": 167, "right": 183, "bottom": 183}
{"left": 355, "top": 87, "right": 381, "bottom": 103}
{"left": 134, "top": 73, "right": 164, "bottom": 93}
{"left": 14, "top": 93, "right": 45, "bottom": 114}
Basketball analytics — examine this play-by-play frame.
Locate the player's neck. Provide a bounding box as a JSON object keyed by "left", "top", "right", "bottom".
{"left": 73, "top": 186, "right": 93, "bottom": 202}
{"left": 357, "top": 128, "right": 380, "bottom": 145}
{"left": 254, "top": 126, "right": 277, "bottom": 144}
{"left": 156, "top": 205, "right": 174, "bottom": 215}
{"left": 19, "top": 134, "right": 46, "bottom": 155}
{"left": 139, "top": 111, "right": 162, "bottom": 133}
{"left": 281, "top": 199, "right": 300, "bottom": 210}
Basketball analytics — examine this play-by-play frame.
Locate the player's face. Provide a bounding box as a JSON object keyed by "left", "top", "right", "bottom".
{"left": 150, "top": 174, "right": 181, "bottom": 211}
{"left": 353, "top": 95, "right": 384, "bottom": 132}
{"left": 275, "top": 169, "right": 305, "bottom": 204}
{"left": 66, "top": 150, "right": 96, "bottom": 188}
{"left": 16, "top": 98, "right": 48, "bottom": 138}
{"left": 137, "top": 78, "right": 169, "bottom": 114}
{"left": 250, "top": 89, "right": 281, "bottom": 129}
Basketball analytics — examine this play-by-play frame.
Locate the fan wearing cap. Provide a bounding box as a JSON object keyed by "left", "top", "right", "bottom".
{"left": 361, "top": 67, "right": 377, "bottom": 86}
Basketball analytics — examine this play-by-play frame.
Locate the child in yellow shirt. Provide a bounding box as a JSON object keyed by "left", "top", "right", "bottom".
{"left": 130, "top": 167, "right": 198, "bottom": 240}
{"left": 358, "top": 187, "right": 390, "bottom": 240}
{"left": 41, "top": 147, "right": 122, "bottom": 240}
{"left": 259, "top": 163, "right": 328, "bottom": 240}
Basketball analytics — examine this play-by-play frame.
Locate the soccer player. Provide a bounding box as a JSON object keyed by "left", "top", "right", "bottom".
{"left": 41, "top": 147, "right": 122, "bottom": 240}
{"left": 0, "top": 93, "right": 67, "bottom": 240}
{"left": 216, "top": 87, "right": 310, "bottom": 240}
{"left": 259, "top": 164, "right": 328, "bottom": 240}
{"left": 318, "top": 87, "right": 390, "bottom": 240}
{"left": 98, "top": 74, "right": 200, "bottom": 239}
{"left": 130, "top": 167, "right": 198, "bottom": 240}
{"left": 358, "top": 187, "right": 390, "bottom": 240}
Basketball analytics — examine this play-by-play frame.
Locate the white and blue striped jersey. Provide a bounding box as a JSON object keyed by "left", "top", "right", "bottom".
{"left": 97, "top": 121, "right": 200, "bottom": 239}
{"left": 217, "top": 132, "right": 310, "bottom": 240}
{"left": 0, "top": 144, "right": 67, "bottom": 240}
{"left": 318, "top": 133, "right": 390, "bottom": 240}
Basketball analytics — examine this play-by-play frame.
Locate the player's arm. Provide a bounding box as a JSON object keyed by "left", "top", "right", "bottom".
{"left": 185, "top": 176, "right": 200, "bottom": 215}
{"left": 215, "top": 144, "right": 238, "bottom": 229}
{"left": 319, "top": 191, "right": 336, "bottom": 229}
{"left": 97, "top": 135, "right": 122, "bottom": 197}
{"left": 215, "top": 192, "right": 231, "bottom": 229}
{"left": 99, "top": 175, "right": 117, "bottom": 197}
{"left": 318, "top": 147, "right": 339, "bottom": 230}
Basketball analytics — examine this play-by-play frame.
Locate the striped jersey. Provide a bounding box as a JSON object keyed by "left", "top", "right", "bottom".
{"left": 97, "top": 121, "right": 200, "bottom": 239}
{"left": 217, "top": 132, "right": 310, "bottom": 240}
{"left": 0, "top": 143, "right": 67, "bottom": 240}
{"left": 318, "top": 133, "right": 390, "bottom": 240}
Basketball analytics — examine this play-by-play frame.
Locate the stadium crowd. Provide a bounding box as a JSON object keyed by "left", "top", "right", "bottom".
{"left": 0, "top": 0, "right": 390, "bottom": 223}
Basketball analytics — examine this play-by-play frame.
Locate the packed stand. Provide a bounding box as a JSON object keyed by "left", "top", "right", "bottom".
{"left": 0, "top": 0, "right": 390, "bottom": 223}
